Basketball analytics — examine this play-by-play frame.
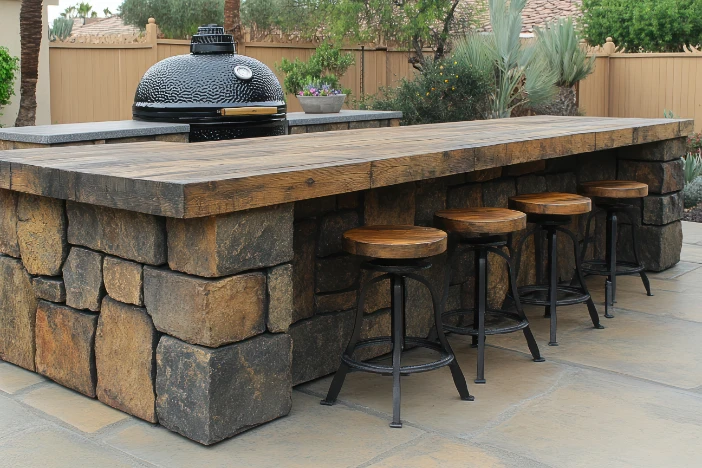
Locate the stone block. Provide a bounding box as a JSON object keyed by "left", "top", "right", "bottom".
{"left": 267, "top": 264, "right": 293, "bottom": 333}
{"left": 289, "top": 310, "right": 354, "bottom": 385}
{"left": 576, "top": 150, "right": 617, "bottom": 182}
{"left": 289, "top": 125, "right": 307, "bottom": 135}
{"left": 404, "top": 254, "right": 446, "bottom": 338}
{"left": 0, "top": 189, "right": 20, "bottom": 257}
{"left": 96, "top": 297, "right": 158, "bottom": 422}
{"left": 447, "top": 184, "right": 483, "bottom": 209}
{"left": 168, "top": 203, "right": 293, "bottom": 277}
{"left": 545, "top": 155, "right": 577, "bottom": 173}
{"left": 415, "top": 179, "right": 447, "bottom": 226}
{"left": 487, "top": 247, "right": 509, "bottom": 308}
{"left": 294, "top": 196, "right": 336, "bottom": 220}
{"left": 349, "top": 120, "right": 380, "bottom": 130}
{"left": 450, "top": 245, "right": 475, "bottom": 285}
{"left": 618, "top": 138, "right": 686, "bottom": 161}
{"left": 618, "top": 159, "right": 684, "bottom": 195}
{"left": 465, "top": 167, "right": 502, "bottom": 182}
{"left": 156, "top": 334, "right": 292, "bottom": 445}
{"left": 643, "top": 192, "right": 684, "bottom": 225}
{"left": 315, "top": 255, "right": 361, "bottom": 293}
{"left": 67, "top": 202, "right": 166, "bottom": 266}
{"left": 504, "top": 160, "right": 546, "bottom": 177}
{"left": 483, "top": 179, "right": 516, "bottom": 208}
{"left": 0, "top": 256, "right": 38, "bottom": 371}
{"left": 545, "top": 172, "right": 577, "bottom": 193}
{"left": 103, "top": 256, "right": 143, "bottom": 306}
{"left": 17, "top": 194, "right": 67, "bottom": 276}
{"left": 516, "top": 175, "right": 547, "bottom": 195}
{"left": 356, "top": 309, "right": 392, "bottom": 361}
{"left": 32, "top": 276, "right": 66, "bottom": 303}
{"left": 360, "top": 269, "right": 391, "bottom": 314}
{"left": 315, "top": 290, "right": 357, "bottom": 314}
{"left": 337, "top": 192, "right": 360, "bottom": 210}
{"left": 622, "top": 222, "right": 683, "bottom": 271}
{"left": 144, "top": 267, "right": 265, "bottom": 347}
{"left": 292, "top": 219, "right": 317, "bottom": 323}
{"left": 63, "top": 247, "right": 105, "bottom": 312}
{"left": 446, "top": 284, "right": 462, "bottom": 312}
{"left": 363, "top": 183, "right": 416, "bottom": 225}
{"left": 316, "top": 210, "right": 359, "bottom": 257}
{"left": 35, "top": 301, "right": 98, "bottom": 397}
{"left": 307, "top": 122, "right": 350, "bottom": 132}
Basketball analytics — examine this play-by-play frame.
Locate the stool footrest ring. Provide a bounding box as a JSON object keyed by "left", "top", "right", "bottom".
{"left": 517, "top": 285, "right": 591, "bottom": 307}
{"left": 582, "top": 259, "right": 645, "bottom": 276}
{"left": 442, "top": 308, "right": 529, "bottom": 335}
{"left": 341, "top": 337, "right": 454, "bottom": 374}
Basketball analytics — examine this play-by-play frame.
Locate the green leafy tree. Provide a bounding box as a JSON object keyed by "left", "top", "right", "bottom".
{"left": 242, "top": 0, "right": 321, "bottom": 40}
{"left": 119, "top": 0, "right": 225, "bottom": 39}
{"left": 277, "top": 42, "right": 354, "bottom": 95}
{"left": 454, "top": 0, "right": 558, "bottom": 118}
{"left": 0, "top": 47, "right": 19, "bottom": 125}
{"left": 581, "top": 0, "right": 702, "bottom": 52}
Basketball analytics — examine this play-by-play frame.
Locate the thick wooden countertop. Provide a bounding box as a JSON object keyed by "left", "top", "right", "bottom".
{"left": 0, "top": 116, "right": 692, "bottom": 218}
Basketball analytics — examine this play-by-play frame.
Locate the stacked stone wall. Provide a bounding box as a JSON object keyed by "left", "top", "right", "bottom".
{"left": 0, "top": 141, "right": 685, "bottom": 445}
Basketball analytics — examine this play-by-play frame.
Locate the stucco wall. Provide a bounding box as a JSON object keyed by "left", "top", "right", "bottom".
{"left": 0, "top": 0, "right": 56, "bottom": 127}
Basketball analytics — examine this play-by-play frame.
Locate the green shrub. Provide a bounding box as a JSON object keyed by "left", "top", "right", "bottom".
{"left": 581, "top": 0, "right": 702, "bottom": 53}
{"left": 684, "top": 153, "right": 702, "bottom": 184}
{"left": 276, "top": 42, "right": 354, "bottom": 96}
{"left": 359, "top": 58, "right": 492, "bottom": 125}
{"left": 0, "top": 46, "right": 19, "bottom": 125}
{"left": 119, "top": 0, "right": 224, "bottom": 39}
{"left": 684, "top": 176, "right": 702, "bottom": 208}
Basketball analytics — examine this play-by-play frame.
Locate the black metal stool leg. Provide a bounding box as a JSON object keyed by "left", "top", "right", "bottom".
{"left": 555, "top": 226, "right": 604, "bottom": 331}
{"left": 407, "top": 272, "right": 473, "bottom": 401}
{"left": 321, "top": 273, "right": 391, "bottom": 406}
{"left": 546, "top": 227, "right": 559, "bottom": 346}
{"left": 604, "top": 211, "right": 617, "bottom": 318}
{"left": 390, "top": 274, "right": 403, "bottom": 428}
{"left": 488, "top": 246, "right": 544, "bottom": 363}
{"left": 628, "top": 211, "right": 654, "bottom": 297}
{"left": 475, "top": 249, "right": 487, "bottom": 384}
{"left": 534, "top": 225, "right": 544, "bottom": 286}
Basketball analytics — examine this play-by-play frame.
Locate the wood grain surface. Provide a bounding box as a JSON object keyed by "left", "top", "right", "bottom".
{"left": 0, "top": 116, "right": 690, "bottom": 218}
{"left": 435, "top": 208, "right": 527, "bottom": 235}
{"left": 509, "top": 193, "right": 592, "bottom": 216}
{"left": 578, "top": 180, "right": 648, "bottom": 198}
{"left": 343, "top": 225, "right": 447, "bottom": 259}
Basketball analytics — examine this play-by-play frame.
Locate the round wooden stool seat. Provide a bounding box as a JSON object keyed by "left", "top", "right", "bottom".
{"left": 509, "top": 193, "right": 591, "bottom": 216}
{"left": 578, "top": 180, "right": 648, "bottom": 199}
{"left": 435, "top": 208, "right": 526, "bottom": 236}
{"left": 343, "top": 225, "right": 447, "bottom": 259}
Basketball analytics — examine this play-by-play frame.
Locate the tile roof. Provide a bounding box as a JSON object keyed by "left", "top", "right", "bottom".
{"left": 466, "top": 0, "right": 582, "bottom": 34}
{"left": 70, "top": 16, "right": 141, "bottom": 37}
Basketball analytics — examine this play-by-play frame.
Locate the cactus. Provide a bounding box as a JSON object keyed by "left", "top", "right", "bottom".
{"left": 50, "top": 17, "right": 74, "bottom": 42}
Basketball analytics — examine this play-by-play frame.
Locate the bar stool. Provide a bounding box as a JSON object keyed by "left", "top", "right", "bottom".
{"left": 510, "top": 193, "right": 604, "bottom": 346}
{"left": 434, "top": 208, "right": 543, "bottom": 384}
{"left": 577, "top": 181, "right": 652, "bottom": 318}
{"left": 320, "top": 225, "right": 474, "bottom": 428}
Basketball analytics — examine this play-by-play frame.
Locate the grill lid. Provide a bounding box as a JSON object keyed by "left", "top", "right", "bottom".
{"left": 133, "top": 25, "right": 285, "bottom": 123}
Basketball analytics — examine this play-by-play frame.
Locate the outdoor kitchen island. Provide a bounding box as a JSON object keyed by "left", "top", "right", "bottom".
{"left": 0, "top": 116, "right": 691, "bottom": 445}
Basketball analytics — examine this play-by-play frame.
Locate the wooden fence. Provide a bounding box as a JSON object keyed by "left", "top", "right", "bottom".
{"left": 578, "top": 38, "right": 702, "bottom": 132}
{"left": 48, "top": 21, "right": 421, "bottom": 123}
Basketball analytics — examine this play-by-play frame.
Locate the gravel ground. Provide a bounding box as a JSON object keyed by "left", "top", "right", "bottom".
{"left": 683, "top": 204, "right": 702, "bottom": 223}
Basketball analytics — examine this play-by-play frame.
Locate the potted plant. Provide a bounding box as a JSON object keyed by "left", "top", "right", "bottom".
{"left": 297, "top": 82, "right": 346, "bottom": 113}
{"left": 277, "top": 42, "right": 354, "bottom": 114}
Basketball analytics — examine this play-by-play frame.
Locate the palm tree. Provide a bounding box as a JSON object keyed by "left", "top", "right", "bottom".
{"left": 224, "top": 0, "right": 244, "bottom": 44}
{"left": 14, "top": 0, "right": 43, "bottom": 127}
{"left": 77, "top": 2, "right": 94, "bottom": 19}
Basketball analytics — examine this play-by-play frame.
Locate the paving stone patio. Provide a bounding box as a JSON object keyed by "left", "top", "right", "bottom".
{"left": 1, "top": 221, "right": 702, "bottom": 468}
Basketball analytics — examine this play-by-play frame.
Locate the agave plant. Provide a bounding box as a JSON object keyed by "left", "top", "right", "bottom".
{"left": 684, "top": 153, "right": 702, "bottom": 184}
{"left": 453, "top": 0, "right": 558, "bottom": 119}
{"left": 531, "top": 17, "right": 595, "bottom": 116}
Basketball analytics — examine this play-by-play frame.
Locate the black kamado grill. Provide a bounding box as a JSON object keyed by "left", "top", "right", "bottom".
{"left": 133, "top": 25, "right": 286, "bottom": 142}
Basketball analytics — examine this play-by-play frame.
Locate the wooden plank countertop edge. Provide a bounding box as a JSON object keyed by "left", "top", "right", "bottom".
{"left": 0, "top": 116, "right": 693, "bottom": 219}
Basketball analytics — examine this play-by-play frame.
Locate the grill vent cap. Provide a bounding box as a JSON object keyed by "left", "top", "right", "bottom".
{"left": 190, "top": 24, "right": 235, "bottom": 55}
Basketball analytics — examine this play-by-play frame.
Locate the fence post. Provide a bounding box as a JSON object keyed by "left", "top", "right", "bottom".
{"left": 145, "top": 18, "right": 159, "bottom": 66}
{"left": 602, "top": 37, "right": 616, "bottom": 117}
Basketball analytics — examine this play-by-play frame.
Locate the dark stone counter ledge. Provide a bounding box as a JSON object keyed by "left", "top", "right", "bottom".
{"left": 286, "top": 110, "right": 403, "bottom": 126}
{"left": 0, "top": 120, "right": 190, "bottom": 145}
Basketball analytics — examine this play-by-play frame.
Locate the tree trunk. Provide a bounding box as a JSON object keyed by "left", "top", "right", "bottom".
{"left": 531, "top": 86, "right": 579, "bottom": 117}
{"left": 224, "top": 0, "right": 244, "bottom": 45}
{"left": 14, "top": 0, "right": 43, "bottom": 127}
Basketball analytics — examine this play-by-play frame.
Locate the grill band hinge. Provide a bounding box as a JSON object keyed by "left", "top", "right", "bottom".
{"left": 220, "top": 107, "right": 278, "bottom": 116}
